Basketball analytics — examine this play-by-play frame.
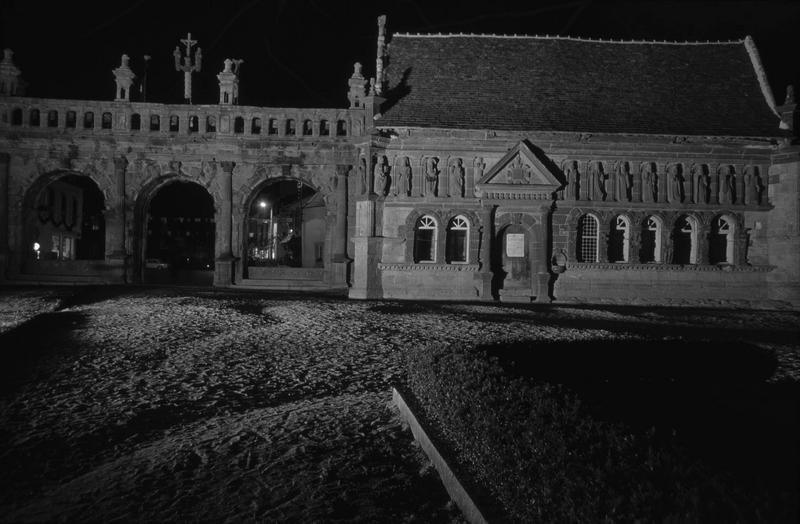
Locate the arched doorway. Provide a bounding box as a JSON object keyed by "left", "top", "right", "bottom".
{"left": 243, "top": 179, "right": 326, "bottom": 281}
{"left": 141, "top": 180, "right": 215, "bottom": 285}
{"left": 22, "top": 172, "right": 105, "bottom": 275}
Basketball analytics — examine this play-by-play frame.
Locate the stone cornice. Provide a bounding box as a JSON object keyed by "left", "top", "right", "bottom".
{"left": 379, "top": 263, "right": 480, "bottom": 272}
{"left": 565, "top": 262, "right": 774, "bottom": 272}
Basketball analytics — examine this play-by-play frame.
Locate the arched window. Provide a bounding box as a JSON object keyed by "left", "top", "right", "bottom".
{"left": 302, "top": 119, "right": 313, "bottom": 135}
{"left": 640, "top": 216, "right": 662, "bottom": 263}
{"left": 285, "top": 119, "right": 296, "bottom": 135}
{"left": 206, "top": 116, "right": 216, "bottom": 132}
{"left": 47, "top": 110, "right": 59, "bottom": 127}
{"left": 150, "top": 114, "right": 160, "bottom": 131}
{"left": 673, "top": 216, "right": 698, "bottom": 264}
{"left": 414, "top": 215, "right": 437, "bottom": 263}
{"left": 446, "top": 215, "right": 470, "bottom": 263}
{"left": 710, "top": 216, "right": 734, "bottom": 265}
{"left": 320, "top": 119, "right": 330, "bottom": 136}
{"left": 169, "top": 115, "right": 179, "bottom": 132}
{"left": 130, "top": 113, "right": 141, "bottom": 130}
{"left": 576, "top": 214, "right": 599, "bottom": 262}
{"left": 251, "top": 117, "right": 262, "bottom": 134}
{"left": 101, "top": 112, "right": 112, "bottom": 129}
{"left": 608, "top": 215, "right": 630, "bottom": 262}
{"left": 11, "top": 108, "right": 22, "bottom": 125}
{"left": 336, "top": 119, "right": 347, "bottom": 136}
{"left": 267, "top": 118, "right": 278, "bottom": 135}
{"left": 234, "top": 116, "right": 245, "bottom": 134}
{"left": 29, "top": 109, "right": 40, "bottom": 126}
{"left": 66, "top": 110, "right": 76, "bottom": 128}
{"left": 188, "top": 115, "right": 199, "bottom": 133}
{"left": 83, "top": 111, "right": 94, "bottom": 129}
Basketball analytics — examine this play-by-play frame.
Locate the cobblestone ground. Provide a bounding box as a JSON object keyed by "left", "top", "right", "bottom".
{"left": 0, "top": 286, "right": 798, "bottom": 522}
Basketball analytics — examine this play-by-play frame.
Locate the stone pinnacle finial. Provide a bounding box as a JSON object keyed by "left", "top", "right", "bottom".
{"left": 785, "top": 84, "right": 795, "bottom": 105}
{"left": 348, "top": 62, "right": 367, "bottom": 108}
{"left": 0, "top": 48, "right": 23, "bottom": 96}
{"left": 375, "top": 15, "right": 387, "bottom": 96}
{"left": 217, "top": 58, "right": 242, "bottom": 105}
{"left": 112, "top": 53, "right": 136, "bottom": 101}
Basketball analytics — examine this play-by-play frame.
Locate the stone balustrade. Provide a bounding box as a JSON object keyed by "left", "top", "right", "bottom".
{"left": 0, "top": 97, "right": 365, "bottom": 139}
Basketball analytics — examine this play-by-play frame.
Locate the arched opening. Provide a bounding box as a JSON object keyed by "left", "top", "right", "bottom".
{"left": 251, "top": 117, "right": 261, "bottom": 134}
{"left": 267, "top": 118, "right": 278, "bottom": 135}
{"left": 30, "top": 109, "right": 40, "bottom": 126}
{"left": 640, "top": 216, "right": 662, "bottom": 263}
{"left": 169, "top": 115, "right": 179, "bottom": 132}
{"left": 11, "top": 107, "right": 22, "bottom": 125}
{"left": 130, "top": 113, "right": 141, "bottom": 130}
{"left": 142, "top": 181, "right": 215, "bottom": 285}
{"left": 709, "top": 215, "right": 735, "bottom": 265}
{"left": 234, "top": 116, "right": 245, "bottom": 134}
{"left": 607, "top": 215, "right": 630, "bottom": 263}
{"left": 205, "top": 116, "right": 216, "bottom": 132}
{"left": 47, "top": 110, "right": 58, "bottom": 127}
{"left": 414, "top": 215, "right": 438, "bottom": 263}
{"left": 188, "top": 115, "right": 199, "bottom": 133}
{"left": 83, "top": 111, "right": 94, "bottom": 129}
{"left": 672, "top": 215, "right": 698, "bottom": 265}
{"left": 576, "top": 214, "right": 599, "bottom": 262}
{"left": 320, "top": 119, "right": 330, "bottom": 136}
{"left": 243, "top": 179, "right": 324, "bottom": 278}
{"left": 302, "top": 119, "right": 313, "bottom": 136}
{"left": 24, "top": 173, "right": 105, "bottom": 274}
{"left": 445, "top": 215, "right": 469, "bottom": 264}
{"left": 101, "top": 112, "right": 112, "bottom": 129}
{"left": 66, "top": 110, "right": 76, "bottom": 128}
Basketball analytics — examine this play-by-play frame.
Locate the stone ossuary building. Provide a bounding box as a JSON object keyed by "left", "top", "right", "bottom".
{"left": 0, "top": 17, "right": 798, "bottom": 307}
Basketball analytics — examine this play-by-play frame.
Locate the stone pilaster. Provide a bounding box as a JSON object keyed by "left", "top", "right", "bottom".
{"left": 215, "top": 160, "right": 236, "bottom": 286}
{"left": 696, "top": 222, "right": 710, "bottom": 265}
{"left": 533, "top": 204, "right": 552, "bottom": 302}
{"left": 477, "top": 205, "right": 494, "bottom": 298}
{"left": 0, "top": 153, "right": 9, "bottom": 279}
{"left": 331, "top": 164, "right": 351, "bottom": 286}
{"left": 349, "top": 199, "right": 383, "bottom": 299}
{"left": 107, "top": 156, "right": 129, "bottom": 281}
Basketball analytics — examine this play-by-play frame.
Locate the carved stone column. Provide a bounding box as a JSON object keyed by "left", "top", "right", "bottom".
{"left": 0, "top": 153, "right": 9, "bottom": 278}
{"left": 215, "top": 160, "right": 236, "bottom": 286}
{"left": 477, "top": 205, "right": 494, "bottom": 299}
{"left": 597, "top": 219, "right": 610, "bottom": 263}
{"left": 331, "top": 164, "right": 351, "bottom": 285}
{"left": 533, "top": 204, "right": 552, "bottom": 302}
{"left": 108, "top": 156, "right": 129, "bottom": 281}
{"left": 629, "top": 226, "right": 642, "bottom": 264}
{"left": 349, "top": 199, "right": 383, "bottom": 299}
{"left": 696, "top": 222, "right": 710, "bottom": 265}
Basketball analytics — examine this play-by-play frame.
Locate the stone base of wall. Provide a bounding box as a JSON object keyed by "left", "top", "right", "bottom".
{"left": 554, "top": 263, "right": 774, "bottom": 306}
{"left": 12, "top": 259, "right": 125, "bottom": 284}
{"left": 379, "top": 264, "right": 486, "bottom": 300}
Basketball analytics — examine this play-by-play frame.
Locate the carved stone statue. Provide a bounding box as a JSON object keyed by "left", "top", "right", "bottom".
{"left": 358, "top": 157, "right": 367, "bottom": 195}
{"left": 641, "top": 162, "right": 655, "bottom": 203}
{"left": 614, "top": 161, "right": 630, "bottom": 202}
{"left": 373, "top": 155, "right": 389, "bottom": 196}
{"left": 744, "top": 165, "right": 764, "bottom": 205}
{"left": 668, "top": 163, "right": 684, "bottom": 203}
{"left": 590, "top": 162, "right": 606, "bottom": 201}
{"left": 719, "top": 165, "right": 735, "bottom": 204}
{"left": 691, "top": 163, "right": 708, "bottom": 204}
{"left": 450, "top": 158, "right": 465, "bottom": 198}
{"left": 563, "top": 160, "right": 579, "bottom": 200}
{"left": 425, "top": 157, "right": 440, "bottom": 197}
{"left": 395, "top": 157, "right": 412, "bottom": 197}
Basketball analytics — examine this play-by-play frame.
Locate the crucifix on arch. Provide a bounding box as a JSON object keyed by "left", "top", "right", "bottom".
{"left": 173, "top": 32, "right": 202, "bottom": 103}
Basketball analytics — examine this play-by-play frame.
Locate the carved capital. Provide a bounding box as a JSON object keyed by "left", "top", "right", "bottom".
{"left": 220, "top": 161, "right": 236, "bottom": 174}
{"left": 336, "top": 164, "right": 351, "bottom": 178}
{"left": 113, "top": 156, "right": 128, "bottom": 172}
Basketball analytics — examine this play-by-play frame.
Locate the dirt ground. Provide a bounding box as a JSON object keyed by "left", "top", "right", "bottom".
{"left": 0, "top": 285, "right": 797, "bottom": 522}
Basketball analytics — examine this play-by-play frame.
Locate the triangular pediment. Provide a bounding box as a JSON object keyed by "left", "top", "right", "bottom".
{"left": 476, "top": 141, "right": 562, "bottom": 198}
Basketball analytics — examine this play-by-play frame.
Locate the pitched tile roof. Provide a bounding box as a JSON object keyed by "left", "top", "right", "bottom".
{"left": 377, "top": 34, "right": 784, "bottom": 137}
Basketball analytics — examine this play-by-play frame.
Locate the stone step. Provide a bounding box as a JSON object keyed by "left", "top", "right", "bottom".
{"left": 236, "top": 278, "right": 340, "bottom": 291}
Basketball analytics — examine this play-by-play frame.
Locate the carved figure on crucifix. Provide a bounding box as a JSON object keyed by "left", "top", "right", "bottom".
{"left": 173, "top": 32, "right": 202, "bottom": 103}
{"left": 425, "top": 157, "right": 440, "bottom": 197}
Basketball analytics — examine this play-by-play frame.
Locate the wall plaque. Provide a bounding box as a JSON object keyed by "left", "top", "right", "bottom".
{"left": 506, "top": 233, "right": 525, "bottom": 257}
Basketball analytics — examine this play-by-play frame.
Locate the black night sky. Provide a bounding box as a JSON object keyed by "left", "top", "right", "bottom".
{"left": 1, "top": 0, "right": 798, "bottom": 109}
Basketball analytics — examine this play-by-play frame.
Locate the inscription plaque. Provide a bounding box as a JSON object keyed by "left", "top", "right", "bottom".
{"left": 506, "top": 233, "right": 525, "bottom": 257}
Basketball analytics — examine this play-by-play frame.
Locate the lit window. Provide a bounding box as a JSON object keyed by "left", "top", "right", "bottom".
{"left": 577, "top": 215, "right": 599, "bottom": 262}
{"left": 414, "top": 215, "right": 437, "bottom": 263}
{"left": 445, "top": 215, "right": 469, "bottom": 263}
{"left": 608, "top": 215, "right": 630, "bottom": 263}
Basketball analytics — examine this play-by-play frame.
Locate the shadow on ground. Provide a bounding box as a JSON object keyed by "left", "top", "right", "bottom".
{"left": 482, "top": 339, "right": 798, "bottom": 498}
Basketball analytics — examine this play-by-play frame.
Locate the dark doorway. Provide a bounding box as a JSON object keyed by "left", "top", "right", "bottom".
{"left": 144, "top": 181, "right": 214, "bottom": 285}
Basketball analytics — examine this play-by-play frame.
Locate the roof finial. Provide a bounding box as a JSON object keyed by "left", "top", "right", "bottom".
{"left": 785, "top": 84, "right": 795, "bottom": 105}
{"left": 112, "top": 54, "right": 136, "bottom": 101}
{"left": 0, "top": 48, "right": 24, "bottom": 96}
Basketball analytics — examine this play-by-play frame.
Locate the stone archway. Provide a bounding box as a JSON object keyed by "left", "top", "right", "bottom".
{"left": 20, "top": 171, "right": 107, "bottom": 276}
{"left": 133, "top": 175, "right": 215, "bottom": 284}
{"left": 240, "top": 176, "right": 327, "bottom": 284}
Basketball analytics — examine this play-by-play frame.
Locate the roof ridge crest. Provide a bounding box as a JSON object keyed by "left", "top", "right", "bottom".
{"left": 391, "top": 32, "right": 745, "bottom": 45}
